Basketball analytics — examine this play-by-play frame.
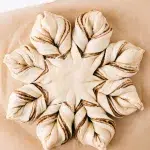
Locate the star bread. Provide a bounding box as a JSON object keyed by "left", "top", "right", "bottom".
{"left": 4, "top": 10, "right": 144, "bottom": 150}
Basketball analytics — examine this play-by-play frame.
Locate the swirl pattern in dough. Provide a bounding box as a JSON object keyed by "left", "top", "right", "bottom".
{"left": 7, "top": 83, "right": 49, "bottom": 122}
{"left": 73, "top": 10, "right": 112, "bottom": 56}
{"left": 30, "top": 11, "right": 71, "bottom": 58}
{"left": 75, "top": 100, "right": 115, "bottom": 150}
{"left": 3, "top": 45, "right": 46, "bottom": 83}
{"left": 94, "top": 78, "right": 144, "bottom": 117}
{"left": 36, "top": 100, "right": 74, "bottom": 150}
{"left": 94, "top": 40, "right": 145, "bottom": 80}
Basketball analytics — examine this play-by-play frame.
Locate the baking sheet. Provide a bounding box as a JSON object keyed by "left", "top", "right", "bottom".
{"left": 0, "top": 0, "right": 150, "bottom": 150}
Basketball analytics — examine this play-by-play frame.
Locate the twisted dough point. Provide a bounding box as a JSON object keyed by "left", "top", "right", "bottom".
{"left": 73, "top": 10, "right": 112, "bottom": 56}
{"left": 3, "top": 45, "right": 46, "bottom": 83}
{"left": 95, "top": 40, "right": 145, "bottom": 80}
{"left": 36, "top": 101, "right": 74, "bottom": 150}
{"left": 30, "top": 11, "right": 72, "bottom": 58}
{"left": 75, "top": 100, "right": 115, "bottom": 150}
{"left": 94, "top": 78, "right": 144, "bottom": 117}
{"left": 7, "top": 83, "right": 48, "bottom": 122}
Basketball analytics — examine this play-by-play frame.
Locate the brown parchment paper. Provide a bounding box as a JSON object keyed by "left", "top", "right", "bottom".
{"left": 0, "top": 0, "right": 150, "bottom": 150}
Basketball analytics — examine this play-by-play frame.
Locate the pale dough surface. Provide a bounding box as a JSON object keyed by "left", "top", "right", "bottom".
{"left": 0, "top": 0, "right": 150, "bottom": 150}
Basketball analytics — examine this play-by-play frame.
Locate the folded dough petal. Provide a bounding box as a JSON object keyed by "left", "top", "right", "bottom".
{"left": 3, "top": 45, "right": 46, "bottom": 83}
{"left": 95, "top": 40, "right": 145, "bottom": 80}
{"left": 73, "top": 10, "right": 112, "bottom": 56}
{"left": 7, "top": 83, "right": 49, "bottom": 122}
{"left": 75, "top": 100, "right": 115, "bottom": 150}
{"left": 36, "top": 100, "right": 74, "bottom": 150}
{"left": 94, "top": 78, "right": 144, "bottom": 117}
{"left": 30, "top": 11, "right": 71, "bottom": 58}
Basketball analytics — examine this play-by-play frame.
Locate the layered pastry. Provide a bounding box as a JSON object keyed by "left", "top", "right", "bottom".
{"left": 30, "top": 11, "right": 72, "bottom": 58}
{"left": 94, "top": 40, "right": 145, "bottom": 80}
{"left": 95, "top": 78, "right": 144, "bottom": 117}
{"left": 3, "top": 45, "right": 46, "bottom": 83}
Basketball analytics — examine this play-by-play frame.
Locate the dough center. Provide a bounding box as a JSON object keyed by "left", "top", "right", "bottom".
{"left": 46, "top": 54, "right": 98, "bottom": 103}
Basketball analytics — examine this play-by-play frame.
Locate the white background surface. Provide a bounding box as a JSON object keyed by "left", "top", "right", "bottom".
{"left": 0, "top": 0, "right": 56, "bottom": 12}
